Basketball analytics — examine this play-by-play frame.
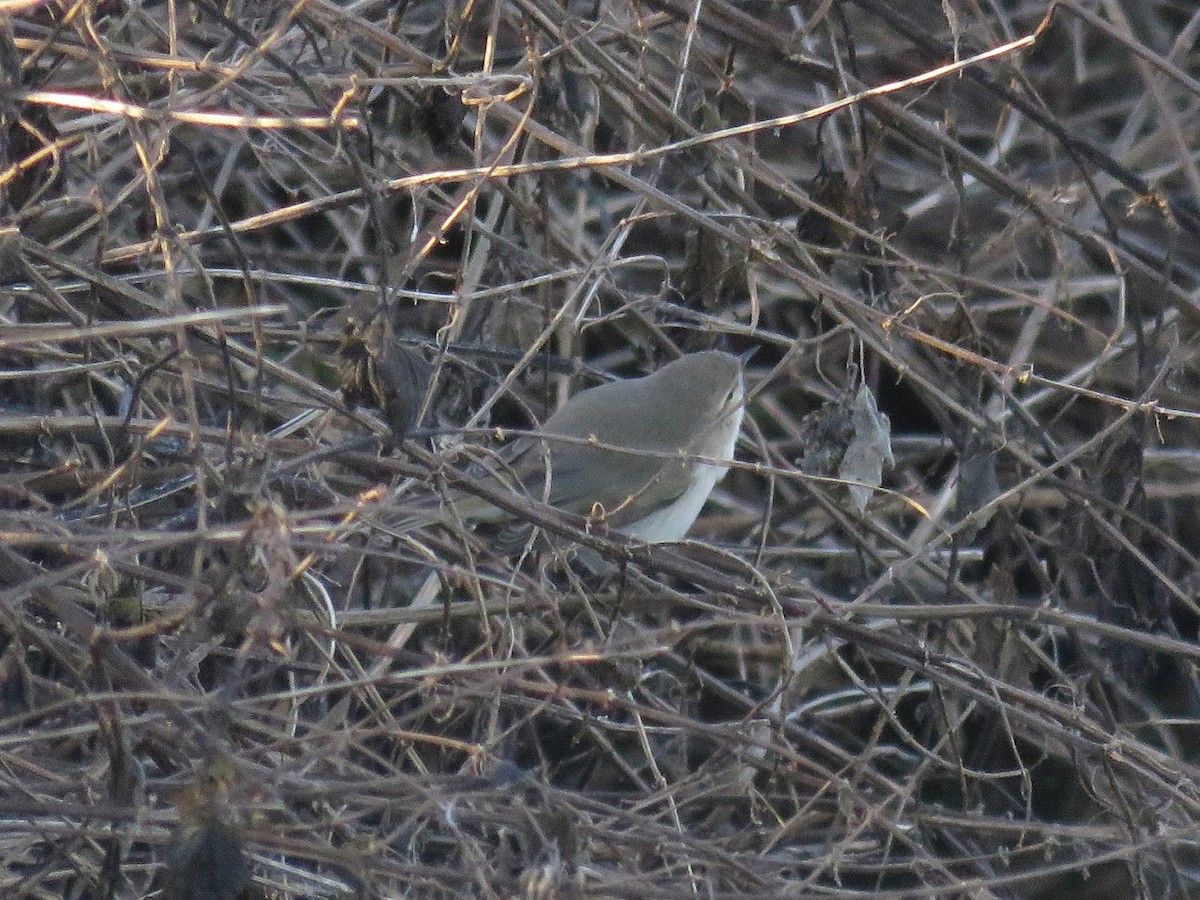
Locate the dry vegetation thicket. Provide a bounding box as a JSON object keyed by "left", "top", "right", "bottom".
{"left": 3, "top": 1, "right": 1200, "bottom": 897}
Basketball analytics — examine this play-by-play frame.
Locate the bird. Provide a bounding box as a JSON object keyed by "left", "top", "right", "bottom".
{"left": 393, "top": 349, "right": 748, "bottom": 545}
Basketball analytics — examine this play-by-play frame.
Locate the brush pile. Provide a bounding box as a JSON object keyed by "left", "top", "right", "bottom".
{"left": 3, "top": 2, "right": 1200, "bottom": 897}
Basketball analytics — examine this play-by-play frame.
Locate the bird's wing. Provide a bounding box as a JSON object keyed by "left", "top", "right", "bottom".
{"left": 515, "top": 437, "right": 695, "bottom": 529}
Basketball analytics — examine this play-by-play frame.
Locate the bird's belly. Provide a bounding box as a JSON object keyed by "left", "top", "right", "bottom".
{"left": 620, "top": 460, "right": 729, "bottom": 542}
{"left": 619, "top": 400, "right": 743, "bottom": 543}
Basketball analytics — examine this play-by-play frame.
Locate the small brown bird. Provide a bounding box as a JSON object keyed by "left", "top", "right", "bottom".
{"left": 397, "top": 350, "right": 747, "bottom": 542}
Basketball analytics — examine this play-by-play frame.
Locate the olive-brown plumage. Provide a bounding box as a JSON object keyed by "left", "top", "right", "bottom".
{"left": 398, "top": 350, "right": 746, "bottom": 542}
